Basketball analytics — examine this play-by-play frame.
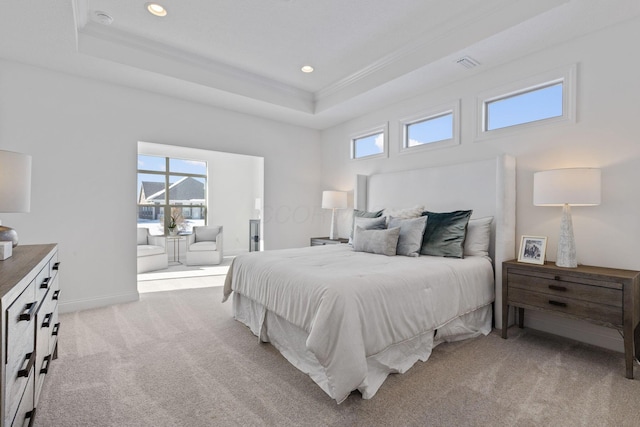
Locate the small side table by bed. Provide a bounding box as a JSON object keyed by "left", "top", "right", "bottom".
{"left": 310, "top": 237, "right": 349, "bottom": 246}
{"left": 501, "top": 259, "right": 640, "bottom": 379}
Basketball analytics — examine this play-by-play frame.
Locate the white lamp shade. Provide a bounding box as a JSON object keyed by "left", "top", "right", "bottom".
{"left": 321, "top": 191, "right": 347, "bottom": 209}
{"left": 0, "top": 150, "right": 32, "bottom": 213}
{"left": 533, "top": 168, "right": 601, "bottom": 206}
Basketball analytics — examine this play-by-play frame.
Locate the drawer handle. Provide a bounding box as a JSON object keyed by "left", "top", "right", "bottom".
{"left": 52, "top": 322, "right": 61, "bottom": 336}
{"left": 554, "top": 275, "right": 561, "bottom": 281}
{"left": 25, "top": 408, "right": 36, "bottom": 427}
{"left": 40, "top": 355, "right": 52, "bottom": 374}
{"left": 40, "top": 277, "right": 51, "bottom": 289}
{"left": 18, "top": 352, "right": 35, "bottom": 377}
{"left": 19, "top": 302, "right": 38, "bottom": 321}
{"left": 548, "top": 285, "right": 567, "bottom": 292}
{"left": 549, "top": 300, "right": 567, "bottom": 308}
{"left": 53, "top": 290, "right": 60, "bottom": 300}
{"left": 52, "top": 262, "right": 61, "bottom": 270}
{"left": 42, "top": 312, "right": 53, "bottom": 328}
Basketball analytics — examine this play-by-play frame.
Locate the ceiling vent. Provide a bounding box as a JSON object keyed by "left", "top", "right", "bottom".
{"left": 456, "top": 56, "right": 480, "bottom": 69}
{"left": 93, "top": 11, "right": 113, "bottom": 25}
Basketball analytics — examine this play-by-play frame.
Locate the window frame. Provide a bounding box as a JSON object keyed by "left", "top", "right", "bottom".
{"left": 137, "top": 155, "right": 208, "bottom": 235}
{"left": 398, "top": 100, "right": 460, "bottom": 155}
{"left": 349, "top": 123, "right": 389, "bottom": 161}
{"left": 475, "top": 64, "right": 576, "bottom": 141}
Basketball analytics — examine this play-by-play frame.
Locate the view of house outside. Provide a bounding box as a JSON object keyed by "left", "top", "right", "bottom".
{"left": 137, "top": 155, "right": 207, "bottom": 235}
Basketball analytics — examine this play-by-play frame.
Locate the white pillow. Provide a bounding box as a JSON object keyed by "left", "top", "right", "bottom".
{"left": 353, "top": 226, "right": 400, "bottom": 256}
{"left": 382, "top": 205, "right": 424, "bottom": 221}
{"left": 464, "top": 216, "right": 493, "bottom": 257}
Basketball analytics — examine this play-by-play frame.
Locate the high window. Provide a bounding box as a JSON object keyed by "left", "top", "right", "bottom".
{"left": 485, "top": 82, "right": 563, "bottom": 131}
{"left": 476, "top": 65, "right": 576, "bottom": 139}
{"left": 137, "top": 155, "right": 207, "bottom": 235}
{"left": 350, "top": 124, "right": 388, "bottom": 160}
{"left": 400, "top": 101, "right": 460, "bottom": 153}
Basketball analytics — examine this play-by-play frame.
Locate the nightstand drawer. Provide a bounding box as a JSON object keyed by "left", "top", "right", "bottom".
{"left": 507, "top": 271, "right": 623, "bottom": 307}
{"left": 509, "top": 287, "right": 623, "bottom": 327}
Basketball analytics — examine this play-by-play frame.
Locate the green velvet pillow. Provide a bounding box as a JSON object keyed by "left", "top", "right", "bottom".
{"left": 420, "top": 210, "right": 473, "bottom": 258}
{"left": 349, "top": 209, "right": 384, "bottom": 244}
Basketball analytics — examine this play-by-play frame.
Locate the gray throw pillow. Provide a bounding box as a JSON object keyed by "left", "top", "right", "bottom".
{"left": 350, "top": 216, "right": 387, "bottom": 245}
{"left": 353, "top": 226, "right": 400, "bottom": 256}
{"left": 420, "top": 210, "right": 472, "bottom": 258}
{"left": 388, "top": 215, "right": 428, "bottom": 257}
{"left": 349, "top": 209, "right": 384, "bottom": 243}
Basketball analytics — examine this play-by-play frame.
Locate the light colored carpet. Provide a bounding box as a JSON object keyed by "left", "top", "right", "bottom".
{"left": 35, "top": 284, "right": 640, "bottom": 426}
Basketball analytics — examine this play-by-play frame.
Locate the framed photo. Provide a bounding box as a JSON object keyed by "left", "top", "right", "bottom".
{"left": 517, "top": 235, "right": 547, "bottom": 265}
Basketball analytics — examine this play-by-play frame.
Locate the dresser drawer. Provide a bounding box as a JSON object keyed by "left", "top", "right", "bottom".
{"left": 509, "top": 287, "right": 623, "bottom": 327}
{"left": 35, "top": 284, "right": 58, "bottom": 406}
{"left": 5, "top": 280, "right": 37, "bottom": 426}
{"left": 10, "top": 371, "right": 34, "bottom": 427}
{"left": 508, "top": 271, "right": 623, "bottom": 307}
{"left": 35, "top": 263, "right": 51, "bottom": 310}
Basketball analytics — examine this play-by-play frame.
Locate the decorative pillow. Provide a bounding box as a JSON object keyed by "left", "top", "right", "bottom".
{"left": 349, "top": 209, "right": 384, "bottom": 243}
{"left": 388, "top": 215, "right": 428, "bottom": 257}
{"left": 382, "top": 205, "right": 424, "bottom": 222}
{"left": 464, "top": 216, "right": 493, "bottom": 258}
{"left": 195, "top": 226, "right": 221, "bottom": 243}
{"left": 420, "top": 210, "right": 473, "bottom": 258}
{"left": 353, "top": 226, "right": 401, "bottom": 256}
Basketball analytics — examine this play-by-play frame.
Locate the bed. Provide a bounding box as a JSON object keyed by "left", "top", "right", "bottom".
{"left": 223, "top": 155, "right": 516, "bottom": 403}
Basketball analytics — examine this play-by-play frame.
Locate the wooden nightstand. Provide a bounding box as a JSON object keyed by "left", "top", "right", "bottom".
{"left": 310, "top": 237, "right": 349, "bottom": 246}
{"left": 501, "top": 259, "right": 640, "bottom": 379}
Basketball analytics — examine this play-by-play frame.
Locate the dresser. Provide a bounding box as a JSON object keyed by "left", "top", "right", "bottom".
{"left": 0, "top": 244, "right": 60, "bottom": 427}
{"left": 501, "top": 259, "right": 640, "bottom": 379}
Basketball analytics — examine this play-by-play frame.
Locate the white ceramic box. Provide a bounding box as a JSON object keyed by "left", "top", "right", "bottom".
{"left": 0, "top": 241, "right": 12, "bottom": 260}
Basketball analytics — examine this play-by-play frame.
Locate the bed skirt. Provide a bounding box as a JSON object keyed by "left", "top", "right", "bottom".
{"left": 232, "top": 292, "right": 492, "bottom": 401}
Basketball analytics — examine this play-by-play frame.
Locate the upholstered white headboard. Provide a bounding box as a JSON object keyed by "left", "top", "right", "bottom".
{"left": 357, "top": 155, "right": 516, "bottom": 327}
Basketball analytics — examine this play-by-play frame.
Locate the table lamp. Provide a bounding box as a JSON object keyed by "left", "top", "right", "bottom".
{"left": 322, "top": 191, "right": 347, "bottom": 240}
{"left": 0, "top": 150, "right": 32, "bottom": 249}
{"left": 533, "top": 168, "right": 601, "bottom": 268}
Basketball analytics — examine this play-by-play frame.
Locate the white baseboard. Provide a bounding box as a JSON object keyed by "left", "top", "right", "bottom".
{"left": 523, "top": 310, "right": 624, "bottom": 353}
{"left": 59, "top": 291, "right": 140, "bottom": 314}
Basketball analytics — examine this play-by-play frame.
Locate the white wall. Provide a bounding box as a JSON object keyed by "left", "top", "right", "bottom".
{"left": 319, "top": 17, "right": 640, "bottom": 352}
{"left": 0, "top": 60, "right": 323, "bottom": 312}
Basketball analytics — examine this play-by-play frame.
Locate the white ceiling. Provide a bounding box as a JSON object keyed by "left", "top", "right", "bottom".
{"left": 0, "top": 0, "right": 638, "bottom": 129}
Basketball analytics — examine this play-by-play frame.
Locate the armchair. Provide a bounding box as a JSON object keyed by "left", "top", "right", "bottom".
{"left": 186, "top": 225, "right": 223, "bottom": 266}
{"left": 137, "top": 228, "right": 168, "bottom": 273}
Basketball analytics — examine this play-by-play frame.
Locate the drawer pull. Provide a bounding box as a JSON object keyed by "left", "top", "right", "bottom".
{"left": 19, "top": 302, "right": 38, "bottom": 321}
{"left": 554, "top": 275, "right": 561, "bottom": 280}
{"left": 40, "top": 277, "right": 51, "bottom": 289}
{"left": 52, "top": 322, "right": 61, "bottom": 336}
{"left": 53, "top": 289, "right": 60, "bottom": 300}
{"left": 42, "top": 312, "right": 53, "bottom": 328}
{"left": 25, "top": 408, "right": 36, "bottom": 427}
{"left": 40, "top": 355, "right": 52, "bottom": 374}
{"left": 549, "top": 300, "right": 567, "bottom": 308}
{"left": 548, "top": 284, "right": 567, "bottom": 292}
{"left": 18, "top": 352, "right": 35, "bottom": 377}
{"left": 52, "top": 262, "right": 61, "bottom": 270}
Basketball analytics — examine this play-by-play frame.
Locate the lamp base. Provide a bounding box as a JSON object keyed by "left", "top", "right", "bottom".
{"left": 556, "top": 204, "right": 577, "bottom": 268}
{"left": 0, "top": 225, "right": 19, "bottom": 248}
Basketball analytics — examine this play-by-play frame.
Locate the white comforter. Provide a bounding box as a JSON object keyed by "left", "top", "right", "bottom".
{"left": 223, "top": 244, "right": 494, "bottom": 403}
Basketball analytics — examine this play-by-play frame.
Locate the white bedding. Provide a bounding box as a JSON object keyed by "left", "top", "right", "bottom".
{"left": 223, "top": 244, "right": 495, "bottom": 403}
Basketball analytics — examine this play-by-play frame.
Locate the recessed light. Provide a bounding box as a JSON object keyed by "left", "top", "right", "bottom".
{"left": 301, "top": 65, "right": 314, "bottom": 73}
{"left": 146, "top": 3, "right": 167, "bottom": 17}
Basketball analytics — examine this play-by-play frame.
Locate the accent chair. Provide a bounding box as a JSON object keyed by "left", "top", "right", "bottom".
{"left": 137, "top": 228, "right": 168, "bottom": 273}
{"left": 185, "top": 225, "right": 223, "bottom": 265}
